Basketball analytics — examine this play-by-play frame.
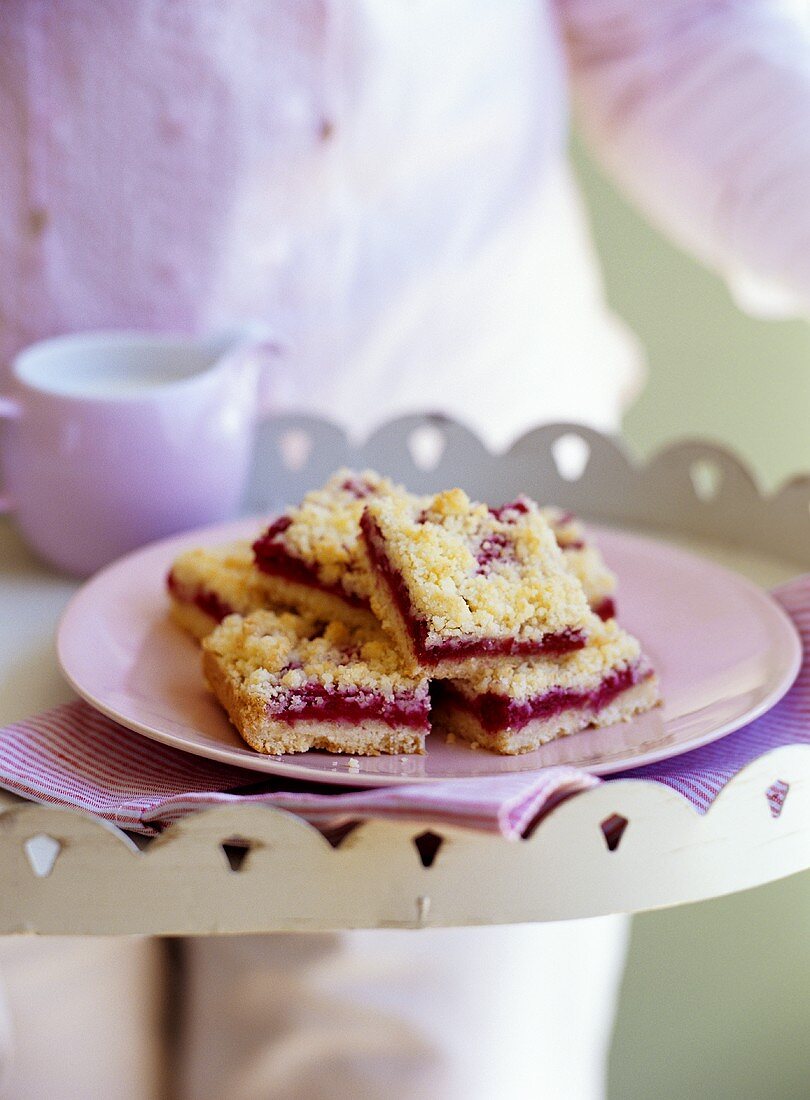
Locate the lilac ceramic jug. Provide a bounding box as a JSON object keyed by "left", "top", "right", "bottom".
{"left": 0, "top": 329, "right": 273, "bottom": 575}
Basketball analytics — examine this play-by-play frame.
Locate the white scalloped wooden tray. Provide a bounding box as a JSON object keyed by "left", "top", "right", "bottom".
{"left": 1, "top": 416, "right": 809, "bottom": 933}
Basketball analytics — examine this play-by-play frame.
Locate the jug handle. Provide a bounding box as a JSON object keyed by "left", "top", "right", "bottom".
{"left": 0, "top": 397, "right": 21, "bottom": 514}
{"left": 207, "top": 325, "right": 284, "bottom": 420}
{"left": 228, "top": 336, "right": 285, "bottom": 420}
{"left": 254, "top": 340, "right": 287, "bottom": 420}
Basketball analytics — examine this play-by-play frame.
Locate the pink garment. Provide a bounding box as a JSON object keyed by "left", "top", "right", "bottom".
{"left": 4, "top": 3, "right": 810, "bottom": 438}
{"left": 562, "top": 0, "right": 810, "bottom": 315}
{"left": 5, "top": 1, "right": 621, "bottom": 446}
{"left": 3, "top": 2, "right": 809, "bottom": 443}
{"left": 0, "top": 937, "right": 162, "bottom": 1099}
{"left": 0, "top": 923, "right": 630, "bottom": 1100}
{"left": 178, "top": 921, "right": 629, "bottom": 1100}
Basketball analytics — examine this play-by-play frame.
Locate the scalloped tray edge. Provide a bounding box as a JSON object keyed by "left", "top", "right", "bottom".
{"left": 2, "top": 742, "right": 809, "bottom": 932}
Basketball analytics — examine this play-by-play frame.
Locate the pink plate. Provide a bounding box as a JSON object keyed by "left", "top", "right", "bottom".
{"left": 57, "top": 517, "right": 802, "bottom": 786}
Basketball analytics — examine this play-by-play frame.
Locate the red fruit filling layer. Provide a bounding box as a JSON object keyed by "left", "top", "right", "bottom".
{"left": 438, "top": 663, "right": 652, "bottom": 733}
{"left": 360, "top": 511, "right": 586, "bottom": 663}
{"left": 593, "top": 597, "right": 616, "bottom": 621}
{"left": 167, "top": 570, "right": 234, "bottom": 624}
{"left": 266, "top": 683, "right": 430, "bottom": 730}
{"left": 252, "top": 517, "right": 369, "bottom": 610}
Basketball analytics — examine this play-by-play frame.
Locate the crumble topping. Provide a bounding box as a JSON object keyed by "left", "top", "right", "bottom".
{"left": 363, "top": 489, "right": 592, "bottom": 640}
{"left": 563, "top": 545, "right": 617, "bottom": 607}
{"left": 255, "top": 468, "right": 412, "bottom": 600}
{"left": 169, "top": 541, "right": 266, "bottom": 616}
{"left": 448, "top": 616, "right": 644, "bottom": 699}
{"left": 538, "top": 505, "right": 584, "bottom": 549}
{"left": 203, "top": 609, "right": 427, "bottom": 703}
{"left": 539, "top": 505, "right": 617, "bottom": 605}
{"left": 491, "top": 500, "right": 616, "bottom": 610}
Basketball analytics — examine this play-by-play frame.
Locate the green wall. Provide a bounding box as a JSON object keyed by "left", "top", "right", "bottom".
{"left": 573, "top": 143, "right": 810, "bottom": 492}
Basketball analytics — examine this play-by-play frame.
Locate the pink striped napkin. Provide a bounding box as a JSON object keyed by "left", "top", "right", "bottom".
{"left": 1, "top": 577, "right": 808, "bottom": 840}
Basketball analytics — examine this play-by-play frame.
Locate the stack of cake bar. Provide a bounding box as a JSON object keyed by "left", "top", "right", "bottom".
{"left": 168, "top": 470, "right": 659, "bottom": 757}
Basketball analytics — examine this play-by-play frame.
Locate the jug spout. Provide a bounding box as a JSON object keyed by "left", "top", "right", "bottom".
{"left": 203, "top": 322, "right": 273, "bottom": 360}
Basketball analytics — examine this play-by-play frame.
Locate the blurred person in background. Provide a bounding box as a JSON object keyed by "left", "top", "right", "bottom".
{"left": 2, "top": 2, "right": 810, "bottom": 1098}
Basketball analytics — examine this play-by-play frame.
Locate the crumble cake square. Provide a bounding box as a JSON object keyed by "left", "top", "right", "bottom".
{"left": 359, "top": 488, "right": 593, "bottom": 677}
{"left": 251, "top": 468, "right": 411, "bottom": 628}
{"left": 202, "top": 609, "right": 431, "bottom": 755}
{"left": 167, "top": 541, "right": 268, "bottom": 640}
{"left": 433, "top": 616, "right": 660, "bottom": 754}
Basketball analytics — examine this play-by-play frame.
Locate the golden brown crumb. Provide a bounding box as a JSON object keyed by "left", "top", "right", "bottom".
{"left": 563, "top": 546, "right": 617, "bottom": 609}
{"left": 169, "top": 541, "right": 268, "bottom": 616}
{"left": 260, "top": 468, "right": 413, "bottom": 602}
{"left": 538, "top": 505, "right": 584, "bottom": 549}
{"left": 540, "top": 506, "right": 617, "bottom": 608}
{"left": 202, "top": 608, "right": 426, "bottom": 702}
